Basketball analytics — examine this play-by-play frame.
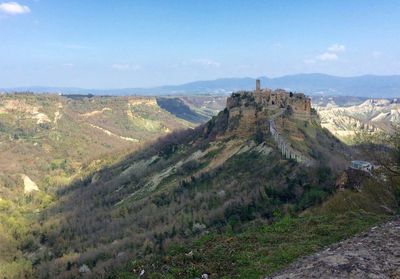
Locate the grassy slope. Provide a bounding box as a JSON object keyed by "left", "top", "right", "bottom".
{"left": 153, "top": 213, "right": 384, "bottom": 279}
{"left": 0, "top": 94, "right": 195, "bottom": 279}
{"left": 107, "top": 116, "right": 396, "bottom": 278}
{"left": 3, "top": 93, "right": 395, "bottom": 278}
{"left": 112, "top": 174, "right": 394, "bottom": 279}
{"left": 31, "top": 116, "right": 364, "bottom": 279}
{"left": 0, "top": 94, "right": 193, "bottom": 192}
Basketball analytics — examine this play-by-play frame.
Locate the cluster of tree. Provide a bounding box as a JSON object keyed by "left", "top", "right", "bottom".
{"left": 11, "top": 107, "right": 398, "bottom": 278}
{"left": 29, "top": 129, "right": 339, "bottom": 278}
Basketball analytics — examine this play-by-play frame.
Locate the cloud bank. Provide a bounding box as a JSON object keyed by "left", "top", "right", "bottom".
{"left": 0, "top": 2, "right": 30, "bottom": 15}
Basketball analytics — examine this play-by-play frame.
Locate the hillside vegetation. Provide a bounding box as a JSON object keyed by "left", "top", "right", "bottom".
{"left": 0, "top": 94, "right": 197, "bottom": 194}
{"left": 2, "top": 91, "right": 399, "bottom": 278}
{"left": 27, "top": 90, "right": 391, "bottom": 279}
{"left": 0, "top": 93, "right": 202, "bottom": 278}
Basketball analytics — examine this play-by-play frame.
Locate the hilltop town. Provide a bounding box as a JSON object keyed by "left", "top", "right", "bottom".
{"left": 224, "top": 80, "right": 316, "bottom": 165}
{"left": 228, "top": 79, "right": 311, "bottom": 117}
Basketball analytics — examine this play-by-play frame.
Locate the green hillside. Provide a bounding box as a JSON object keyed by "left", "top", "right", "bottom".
{"left": 1, "top": 91, "right": 398, "bottom": 279}
{"left": 0, "top": 93, "right": 199, "bottom": 278}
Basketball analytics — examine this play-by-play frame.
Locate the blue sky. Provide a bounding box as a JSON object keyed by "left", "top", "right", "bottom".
{"left": 0, "top": 0, "right": 399, "bottom": 88}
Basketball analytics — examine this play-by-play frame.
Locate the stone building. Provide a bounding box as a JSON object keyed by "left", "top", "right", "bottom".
{"left": 350, "top": 160, "right": 374, "bottom": 172}
{"left": 226, "top": 81, "right": 312, "bottom": 118}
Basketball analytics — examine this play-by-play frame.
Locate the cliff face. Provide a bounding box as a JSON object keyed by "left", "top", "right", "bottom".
{"left": 209, "top": 87, "right": 348, "bottom": 168}
{"left": 227, "top": 89, "right": 311, "bottom": 114}
{"left": 207, "top": 89, "right": 325, "bottom": 165}
{"left": 224, "top": 89, "right": 312, "bottom": 136}
{"left": 315, "top": 98, "right": 400, "bottom": 143}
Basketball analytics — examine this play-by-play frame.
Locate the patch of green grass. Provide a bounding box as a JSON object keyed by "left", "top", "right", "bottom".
{"left": 203, "top": 147, "right": 224, "bottom": 159}
{"left": 120, "top": 211, "right": 387, "bottom": 279}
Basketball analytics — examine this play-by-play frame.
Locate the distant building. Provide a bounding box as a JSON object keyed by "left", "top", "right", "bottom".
{"left": 350, "top": 160, "right": 374, "bottom": 172}
{"left": 256, "top": 79, "right": 261, "bottom": 92}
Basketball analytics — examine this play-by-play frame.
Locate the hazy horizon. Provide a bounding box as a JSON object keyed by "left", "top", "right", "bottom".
{"left": 1, "top": 1, "right": 400, "bottom": 88}
{"left": 2, "top": 73, "right": 400, "bottom": 91}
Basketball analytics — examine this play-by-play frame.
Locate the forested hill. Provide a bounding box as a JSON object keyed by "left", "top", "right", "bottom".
{"left": 4, "top": 89, "right": 398, "bottom": 278}
{"left": 29, "top": 88, "right": 386, "bottom": 279}
{"left": 0, "top": 93, "right": 207, "bottom": 278}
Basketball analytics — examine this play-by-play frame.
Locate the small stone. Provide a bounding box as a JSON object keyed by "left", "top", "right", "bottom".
{"left": 79, "top": 264, "right": 90, "bottom": 274}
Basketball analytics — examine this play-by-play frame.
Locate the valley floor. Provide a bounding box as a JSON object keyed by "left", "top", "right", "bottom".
{"left": 269, "top": 218, "right": 400, "bottom": 279}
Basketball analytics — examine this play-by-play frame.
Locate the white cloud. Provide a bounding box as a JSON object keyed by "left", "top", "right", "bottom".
{"left": 62, "top": 63, "right": 74, "bottom": 67}
{"left": 306, "top": 44, "right": 345, "bottom": 63}
{"left": 111, "top": 64, "right": 140, "bottom": 71}
{"left": 327, "top": 44, "right": 346, "bottom": 53}
{"left": 0, "top": 2, "right": 30, "bottom": 15}
{"left": 188, "top": 59, "right": 221, "bottom": 68}
{"left": 316, "top": 52, "right": 338, "bottom": 61}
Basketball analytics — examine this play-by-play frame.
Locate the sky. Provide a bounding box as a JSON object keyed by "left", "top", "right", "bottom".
{"left": 0, "top": 0, "right": 399, "bottom": 88}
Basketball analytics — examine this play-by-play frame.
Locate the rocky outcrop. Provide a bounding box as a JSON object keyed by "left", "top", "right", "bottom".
{"left": 315, "top": 98, "right": 400, "bottom": 142}
{"left": 21, "top": 174, "right": 39, "bottom": 194}
{"left": 227, "top": 89, "right": 311, "bottom": 118}
{"left": 224, "top": 87, "right": 314, "bottom": 165}
{"left": 0, "top": 99, "right": 51, "bottom": 124}
{"left": 268, "top": 219, "right": 400, "bottom": 279}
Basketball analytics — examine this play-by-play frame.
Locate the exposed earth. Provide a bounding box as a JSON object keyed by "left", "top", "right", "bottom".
{"left": 269, "top": 218, "right": 400, "bottom": 279}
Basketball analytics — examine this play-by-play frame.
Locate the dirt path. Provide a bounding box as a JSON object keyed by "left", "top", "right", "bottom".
{"left": 89, "top": 124, "right": 139, "bottom": 142}
{"left": 268, "top": 218, "right": 400, "bottom": 279}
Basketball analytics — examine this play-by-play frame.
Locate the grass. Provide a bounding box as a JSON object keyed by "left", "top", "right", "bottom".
{"left": 111, "top": 170, "right": 395, "bottom": 279}
{"left": 126, "top": 211, "right": 386, "bottom": 279}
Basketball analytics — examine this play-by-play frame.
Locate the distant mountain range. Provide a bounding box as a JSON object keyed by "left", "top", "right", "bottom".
{"left": 2, "top": 73, "right": 400, "bottom": 98}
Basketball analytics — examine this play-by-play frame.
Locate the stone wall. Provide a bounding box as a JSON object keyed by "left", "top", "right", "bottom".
{"left": 269, "top": 111, "right": 313, "bottom": 166}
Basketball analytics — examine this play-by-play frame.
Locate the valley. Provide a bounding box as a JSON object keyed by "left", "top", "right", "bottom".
{"left": 0, "top": 93, "right": 208, "bottom": 277}
{"left": 1, "top": 88, "right": 399, "bottom": 278}
{"left": 0, "top": 94, "right": 199, "bottom": 195}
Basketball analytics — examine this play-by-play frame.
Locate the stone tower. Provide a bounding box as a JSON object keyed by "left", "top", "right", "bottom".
{"left": 256, "top": 79, "right": 261, "bottom": 92}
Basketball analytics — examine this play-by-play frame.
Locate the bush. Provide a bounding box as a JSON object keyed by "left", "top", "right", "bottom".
{"left": 176, "top": 160, "right": 200, "bottom": 175}
{"left": 296, "top": 188, "right": 328, "bottom": 211}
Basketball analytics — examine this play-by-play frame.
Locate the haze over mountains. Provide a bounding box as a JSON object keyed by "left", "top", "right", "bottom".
{"left": 3, "top": 73, "right": 400, "bottom": 98}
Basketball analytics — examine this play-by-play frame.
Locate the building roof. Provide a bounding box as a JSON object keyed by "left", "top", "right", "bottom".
{"left": 351, "top": 160, "right": 372, "bottom": 165}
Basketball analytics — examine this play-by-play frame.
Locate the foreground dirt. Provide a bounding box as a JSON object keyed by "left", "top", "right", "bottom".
{"left": 269, "top": 218, "right": 400, "bottom": 279}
